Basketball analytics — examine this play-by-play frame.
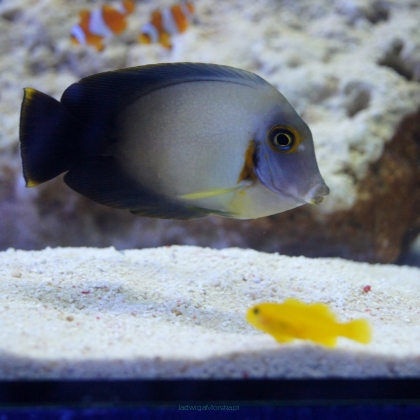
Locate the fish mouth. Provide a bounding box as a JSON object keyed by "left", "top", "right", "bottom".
{"left": 259, "top": 164, "right": 329, "bottom": 205}
{"left": 304, "top": 183, "right": 330, "bottom": 205}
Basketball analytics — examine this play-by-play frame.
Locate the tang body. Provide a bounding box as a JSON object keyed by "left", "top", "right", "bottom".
{"left": 115, "top": 80, "right": 296, "bottom": 218}
{"left": 19, "top": 63, "right": 329, "bottom": 220}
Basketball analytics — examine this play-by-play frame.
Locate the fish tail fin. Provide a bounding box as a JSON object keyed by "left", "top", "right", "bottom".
{"left": 19, "top": 88, "right": 85, "bottom": 187}
{"left": 341, "top": 319, "right": 372, "bottom": 344}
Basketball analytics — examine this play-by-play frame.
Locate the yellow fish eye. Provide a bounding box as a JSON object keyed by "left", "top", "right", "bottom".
{"left": 268, "top": 125, "right": 300, "bottom": 154}
{"left": 253, "top": 307, "right": 260, "bottom": 315}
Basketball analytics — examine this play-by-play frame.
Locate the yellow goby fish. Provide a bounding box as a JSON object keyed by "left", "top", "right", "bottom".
{"left": 247, "top": 298, "right": 372, "bottom": 348}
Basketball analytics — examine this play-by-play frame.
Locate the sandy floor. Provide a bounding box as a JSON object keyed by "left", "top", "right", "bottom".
{"left": 0, "top": 245, "right": 419, "bottom": 379}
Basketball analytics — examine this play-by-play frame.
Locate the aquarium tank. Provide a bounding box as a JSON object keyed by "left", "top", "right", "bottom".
{"left": 1, "top": 0, "right": 420, "bottom": 417}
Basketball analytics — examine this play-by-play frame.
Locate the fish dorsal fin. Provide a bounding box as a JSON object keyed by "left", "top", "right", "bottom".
{"left": 102, "top": 5, "right": 129, "bottom": 35}
{"left": 79, "top": 9, "right": 90, "bottom": 20}
{"left": 150, "top": 9, "right": 164, "bottom": 29}
{"left": 282, "top": 298, "right": 307, "bottom": 308}
{"left": 123, "top": 0, "right": 135, "bottom": 15}
{"left": 307, "top": 302, "right": 336, "bottom": 317}
{"left": 60, "top": 63, "right": 267, "bottom": 126}
{"left": 78, "top": 10, "right": 91, "bottom": 29}
{"left": 283, "top": 298, "right": 336, "bottom": 321}
{"left": 59, "top": 64, "right": 268, "bottom": 154}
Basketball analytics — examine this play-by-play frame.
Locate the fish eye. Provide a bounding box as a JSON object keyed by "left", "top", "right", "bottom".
{"left": 274, "top": 132, "right": 292, "bottom": 148}
{"left": 253, "top": 307, "right": 260, "bottom": 315}
{"left": 268, "top": 125, "right": 299, "bottom": 153}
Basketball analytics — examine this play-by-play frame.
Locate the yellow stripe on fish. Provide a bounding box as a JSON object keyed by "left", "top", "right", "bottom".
{"left": 179, "top": 180, "right": 253, "bottom": 200}
{"left": 247, "top": 299, "right": 372, "bottom": 348}
{"left": 70, "top": 0, "right": 135, "bottom": 51}
{"left": 138, "top": 2, "right": 195, "bottom": 49}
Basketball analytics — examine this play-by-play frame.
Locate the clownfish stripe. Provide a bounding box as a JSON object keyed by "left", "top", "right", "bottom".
{"left": 162, "top": 7, "right": 179, "bottom": 35}
{"left": 90, "top": 8, "right": 114, "bottom": 38}
{"left": 115, "top": 2, "right": 130, "bottom": 15}
{"left": 71, "top": 25, "right": 86, "bottom": 45}
{"left": 115, "top": 4, "right": 126, "bottom": 14}
{"left": 113, "top": 1, "right": 134, "bottom": 16}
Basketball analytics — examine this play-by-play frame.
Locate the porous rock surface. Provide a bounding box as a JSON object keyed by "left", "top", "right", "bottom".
{"left": 0, "top": 0, "right": 420, "bottom": 262}
{"left": 1, "top": 246, "right": 420, "bottom": 379}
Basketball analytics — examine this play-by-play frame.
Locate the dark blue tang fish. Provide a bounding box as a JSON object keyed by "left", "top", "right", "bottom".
{"left": 19, "top": 62, "right": 329, "bottom": 219}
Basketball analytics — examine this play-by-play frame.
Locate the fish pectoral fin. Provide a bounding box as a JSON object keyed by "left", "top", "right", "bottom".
{"left": 179, "top": 187, "right": 236, "bottom": 200}
{"left": 179, "top": 180, "right": 252, "bottom": 200}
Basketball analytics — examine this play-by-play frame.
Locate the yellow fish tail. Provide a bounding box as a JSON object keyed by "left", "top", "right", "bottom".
{"left": 341, "top": 319, "right": 372, "bottom": 344}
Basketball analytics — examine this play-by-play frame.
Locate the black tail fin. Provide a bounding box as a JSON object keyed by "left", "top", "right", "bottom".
{"left": 19, "top": 88, "right": 86, "bottom": 187}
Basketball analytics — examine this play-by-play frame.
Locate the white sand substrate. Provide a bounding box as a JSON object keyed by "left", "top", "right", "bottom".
{"left": 0, "top": 245, "right": 419, "bottom": 379}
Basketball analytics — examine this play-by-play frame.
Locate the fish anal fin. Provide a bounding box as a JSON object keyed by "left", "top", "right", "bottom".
{"left": 159, "top": 32, "right": 172, "bottom": 49}
{"left": 64, "top": 156, "right": 208, "bottom": 220}
{"left": 272, "top": 334, "right": 294, "bottom": 344}
{"left": 130, "top": 207, "right": 205, "bottom": 220}
{"left": 86, "top": 34, "right": 105, "bottom": 51}
{"left": 188, "top": 206, "right": 235, "bottom": 218}
{"left": 138, "top": 33, "right": 152, "bottom": 44}
{"left": 312, "top": 336, "right": 337, "bottom": 348}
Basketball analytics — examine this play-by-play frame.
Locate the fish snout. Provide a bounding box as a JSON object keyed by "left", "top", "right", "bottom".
{"left": 304, "top": 183, "right": 330, "bottom": 205}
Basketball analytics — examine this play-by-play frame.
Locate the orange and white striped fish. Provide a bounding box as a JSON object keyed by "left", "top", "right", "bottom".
{"left": 138, "top": 2, "right": 195, "bottom": 49}
{"left": 71, "top": 0, "right": 135, "bottom": 51}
